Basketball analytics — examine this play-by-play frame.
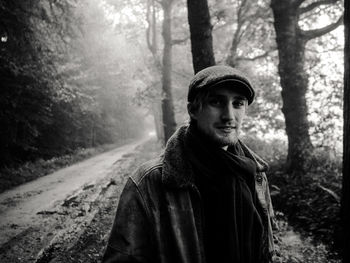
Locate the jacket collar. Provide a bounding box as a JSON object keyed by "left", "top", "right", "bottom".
{"left": 162, "top": 126, "right": 195, "bottom": 189}
{"left": 161, "top": 125, "right": 269, "bottom": 189}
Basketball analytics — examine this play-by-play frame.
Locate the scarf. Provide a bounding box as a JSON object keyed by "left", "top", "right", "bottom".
{"left": 184, "top": 125, "right": 265, "bottom": 263}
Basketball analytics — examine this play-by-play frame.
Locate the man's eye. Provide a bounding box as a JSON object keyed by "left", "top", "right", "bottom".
{"left": 208, "top": 98, "right": 223, "bottom": 107}
{"left": 233, "top": 101, "right": 245, "bottom": 108}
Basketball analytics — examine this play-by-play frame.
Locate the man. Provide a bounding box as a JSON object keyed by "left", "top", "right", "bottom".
{"left": 102, "top": 65, "right": 275, "bottom": 263}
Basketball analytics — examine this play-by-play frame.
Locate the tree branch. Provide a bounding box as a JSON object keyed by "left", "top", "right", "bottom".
{"left": 299, "top": 0, "right": 339, "bottom": 14}
{"left": 306, "top": 45, "right": 343, "bottom": 53}
{"left": 317, "top": 184, "right": 340, "bottom": 203}
{"left": 293, "top": 0, "right": 307, "bottom": 8}
{"left": 146, "top": 0, "right": 153, "bottom": 52}
{"left": 237, "top": 0, "right": 249, "bottom": 23}
{"left": 236, "top": 49, "right": 277, "bottom": 61}
{"left": 212, "top": 19, "right": 235, "bottom": 31}
{"left": 302, "top": 14, "right": 344, "bottom": 41}
{"left": 171, "top": 36, "right": 189, "bottom": 45}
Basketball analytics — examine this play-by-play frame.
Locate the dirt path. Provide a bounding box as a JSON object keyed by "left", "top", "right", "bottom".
{"left": 0, "top": 138, "right": 155, "bottom": 263}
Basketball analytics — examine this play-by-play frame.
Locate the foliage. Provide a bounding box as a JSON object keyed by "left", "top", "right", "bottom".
{"left": 210, "top": 0, "right": 275, "bottom": 66}
{"left": 244, "top": 136, "right": 342, "bottom": 256}
{"left": 0, "top": 0, "right": 147, "bottom": 169}
{"left": 107, "top": 0, "right": 343, "bottom": 157}
{"left": 306, "top": 28, "right": 343, "bottom": 155}
{"left": 0, "top": 0, "right": 75, "bottom": 165}
{"left": 270, "top": 166, "right": 341, "bottom": 247}
{"left": 242, "top": 134, "right": 287, "bottom": 166}
{"left": 273, "top": 212, "right": 340, "bottom": 263}
{"left": 272, "top": 154, "right": 341, "bottom": 251}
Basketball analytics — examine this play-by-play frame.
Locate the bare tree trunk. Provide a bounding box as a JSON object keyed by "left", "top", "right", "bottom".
{"left": 271, "top": 2, "right": 312, "bottom": 172}
{"left": 226, "top": 0, "right": 248, "bottom": 67}
{"left": 273, "top": 27, "right": 313, "bottom": 171}
{"left": 152, "top": 102, "right": 164, "bottom": 142}
{"left": 91, "top": 121, "right": 95, "bottom": 147}
{"left": 226, "top": 33, "right": 240, "bottom": 67}
{"left": 341, "top": 1, "right": 350, "bottom": 261}
{"left": 161, "top": 0, "right": 177, "bottom": 144}
{"left": 146, "top": 0, "right": 159, "bottom": 61}
{"left": 187, "top": 0, "right": 215, "bottom": 73}
{"left": 271, "top": 0, "right": 342, "bottom": 173}
{"left": 146, "top": 0, "right": 176, "bottom": 144}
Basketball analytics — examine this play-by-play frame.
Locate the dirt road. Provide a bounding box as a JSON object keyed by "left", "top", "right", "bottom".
{"left": 0, "top": 139, "right": 159, "bottom": 263}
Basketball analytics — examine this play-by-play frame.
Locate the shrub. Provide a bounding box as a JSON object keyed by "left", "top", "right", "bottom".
{"left": 242, "top": 135, "right": 288, "bottom": 166}
{"left": 242, "top": 136, "right": 341, "bottom": 257}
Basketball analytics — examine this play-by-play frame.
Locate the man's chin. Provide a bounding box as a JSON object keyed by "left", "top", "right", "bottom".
{"left": 212, "top": 134, "right": 238, "bottom": 148}
{"left": 197, "top": 128, "right": 238, "bottom": 148}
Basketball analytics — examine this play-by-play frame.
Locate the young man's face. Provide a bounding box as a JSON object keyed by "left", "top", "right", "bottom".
{"left": 189, "top": 86, "right": 248, "bottom": 150}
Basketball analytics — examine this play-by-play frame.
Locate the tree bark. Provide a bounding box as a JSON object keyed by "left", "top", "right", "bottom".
{"left": 152, "top": 102, "right": 164, "bottom": 142}
{"left": 187, "top": 0, "right": 215, "bottom": 73}
{"left": 341, "top": 1, "right": 350, "bottom": 261}
{"left": 161, "top": 0, "right": 177, "bottom": 144}
{"left": 271, "top": 1, "right": 315, "bottom": 172}
{"left": 146, "top": 0, "right": 159, "bottom": 60}
{"left": 226, "top": 0, "right": 248, "bottom": 67}
{"left": 271, "top": 0, "right": 342, "bottom": 173}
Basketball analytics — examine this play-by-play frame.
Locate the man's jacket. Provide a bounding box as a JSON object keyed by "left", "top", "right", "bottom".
{"left": 102, "top": 126, "right": 275, "bottom": 263}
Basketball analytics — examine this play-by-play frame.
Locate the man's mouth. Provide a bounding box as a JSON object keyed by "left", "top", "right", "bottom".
{"left": 216, "top": 126, "right": 236, "bottom": 133}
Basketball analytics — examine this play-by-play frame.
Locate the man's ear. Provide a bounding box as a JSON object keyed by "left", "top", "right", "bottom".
{"left": 187, "top": 103, "right": 197, "bottom": 120}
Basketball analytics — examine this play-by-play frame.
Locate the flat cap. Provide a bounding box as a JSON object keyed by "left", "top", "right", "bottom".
{"left": 188, "top": 65, "right": 255, "bottom": 105}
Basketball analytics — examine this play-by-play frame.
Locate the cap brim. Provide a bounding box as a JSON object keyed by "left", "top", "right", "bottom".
{"left": 209, "top": 78, "right": 254, "bottom": 104}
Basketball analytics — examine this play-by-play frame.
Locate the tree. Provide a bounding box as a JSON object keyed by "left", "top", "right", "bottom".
{"left": 107, "top": 0, "right": 178, "bottom": 145}
{"left": 187, "top": 0, "right": 216, "bottom": 73}
{"left": 222, "top": 0, "right": 274, "bottom": 67}
{"left": 145, "top": 0, "right": 165, "bottom": 142}
{"left": 160, "top": 0, "right": 177, "bottom": 143}
{"left": 0, "top": 0, "right": 148, "bottom": 167}
{"left": 341, "top": 0, "right": 349, "bottom": 261}
{"left": 0, "top": 0, "right": 79, "bottom": 165}
{"left": 270, "top": 0, "right": 343, "bottom": 172}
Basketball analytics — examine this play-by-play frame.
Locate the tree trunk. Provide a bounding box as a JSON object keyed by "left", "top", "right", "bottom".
{"left": 225, "top": 0, "right": 248, "bottom": 67}
{"left": 152, "top": 102, "right": 164, "bottom": 142}
{"left": 341, "top": 1, "right": 350, "bottom": 261}
{"left": 226, "top": 34, "right": 240, "bottom": 67}
{"left": 187, "top": 0, "right": 215, "bottom": 73}
{"left": 271, "top": 1, "right": 314, "bottom": 172}
{"left": 161, "top": 0, "right": 177, "bottom": 144}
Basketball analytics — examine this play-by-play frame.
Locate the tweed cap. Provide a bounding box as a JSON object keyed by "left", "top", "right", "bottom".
{"left": 188, "top": 65, "right": 255, "bottom": 105}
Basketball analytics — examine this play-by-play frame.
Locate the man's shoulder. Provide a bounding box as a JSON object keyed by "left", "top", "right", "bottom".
{"left": 130, "top": 157, "right": 164, "bottom": 186}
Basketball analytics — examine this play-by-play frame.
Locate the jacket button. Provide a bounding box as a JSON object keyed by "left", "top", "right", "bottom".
{"left": 256, "top": 174, "right": 263, "bottom": 184}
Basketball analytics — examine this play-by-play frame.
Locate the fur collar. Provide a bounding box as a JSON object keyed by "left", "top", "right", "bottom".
{"left": 161, "top": 125, "right": 268, "bottom": 189}
{"left": 162, "top": 126, "right": 195, "bottom": 189}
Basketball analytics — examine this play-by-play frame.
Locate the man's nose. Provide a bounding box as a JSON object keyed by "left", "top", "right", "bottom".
{"left": 221, "top": 103, "right": 234, "bottom": 121}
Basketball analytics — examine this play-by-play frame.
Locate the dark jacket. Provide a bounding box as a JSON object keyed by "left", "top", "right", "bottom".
{"left": 102, "top": 126, "right": 275, "bottom": 263}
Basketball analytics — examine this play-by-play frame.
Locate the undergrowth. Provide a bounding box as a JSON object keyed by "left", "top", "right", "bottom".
{"left": 243, "top": 135, "right": 342, "bottom": 260}
{"left": 273, "top": 212, "right": 340, "bottom": 263}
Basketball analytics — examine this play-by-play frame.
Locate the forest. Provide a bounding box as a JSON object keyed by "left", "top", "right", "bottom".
{"left": 0, "top": 0, "right": 349, "bottom": 262}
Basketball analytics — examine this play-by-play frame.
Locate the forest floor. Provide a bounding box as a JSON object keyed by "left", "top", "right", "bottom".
{"left": 0, "top": 139, "right": 339, "bottom": 263}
